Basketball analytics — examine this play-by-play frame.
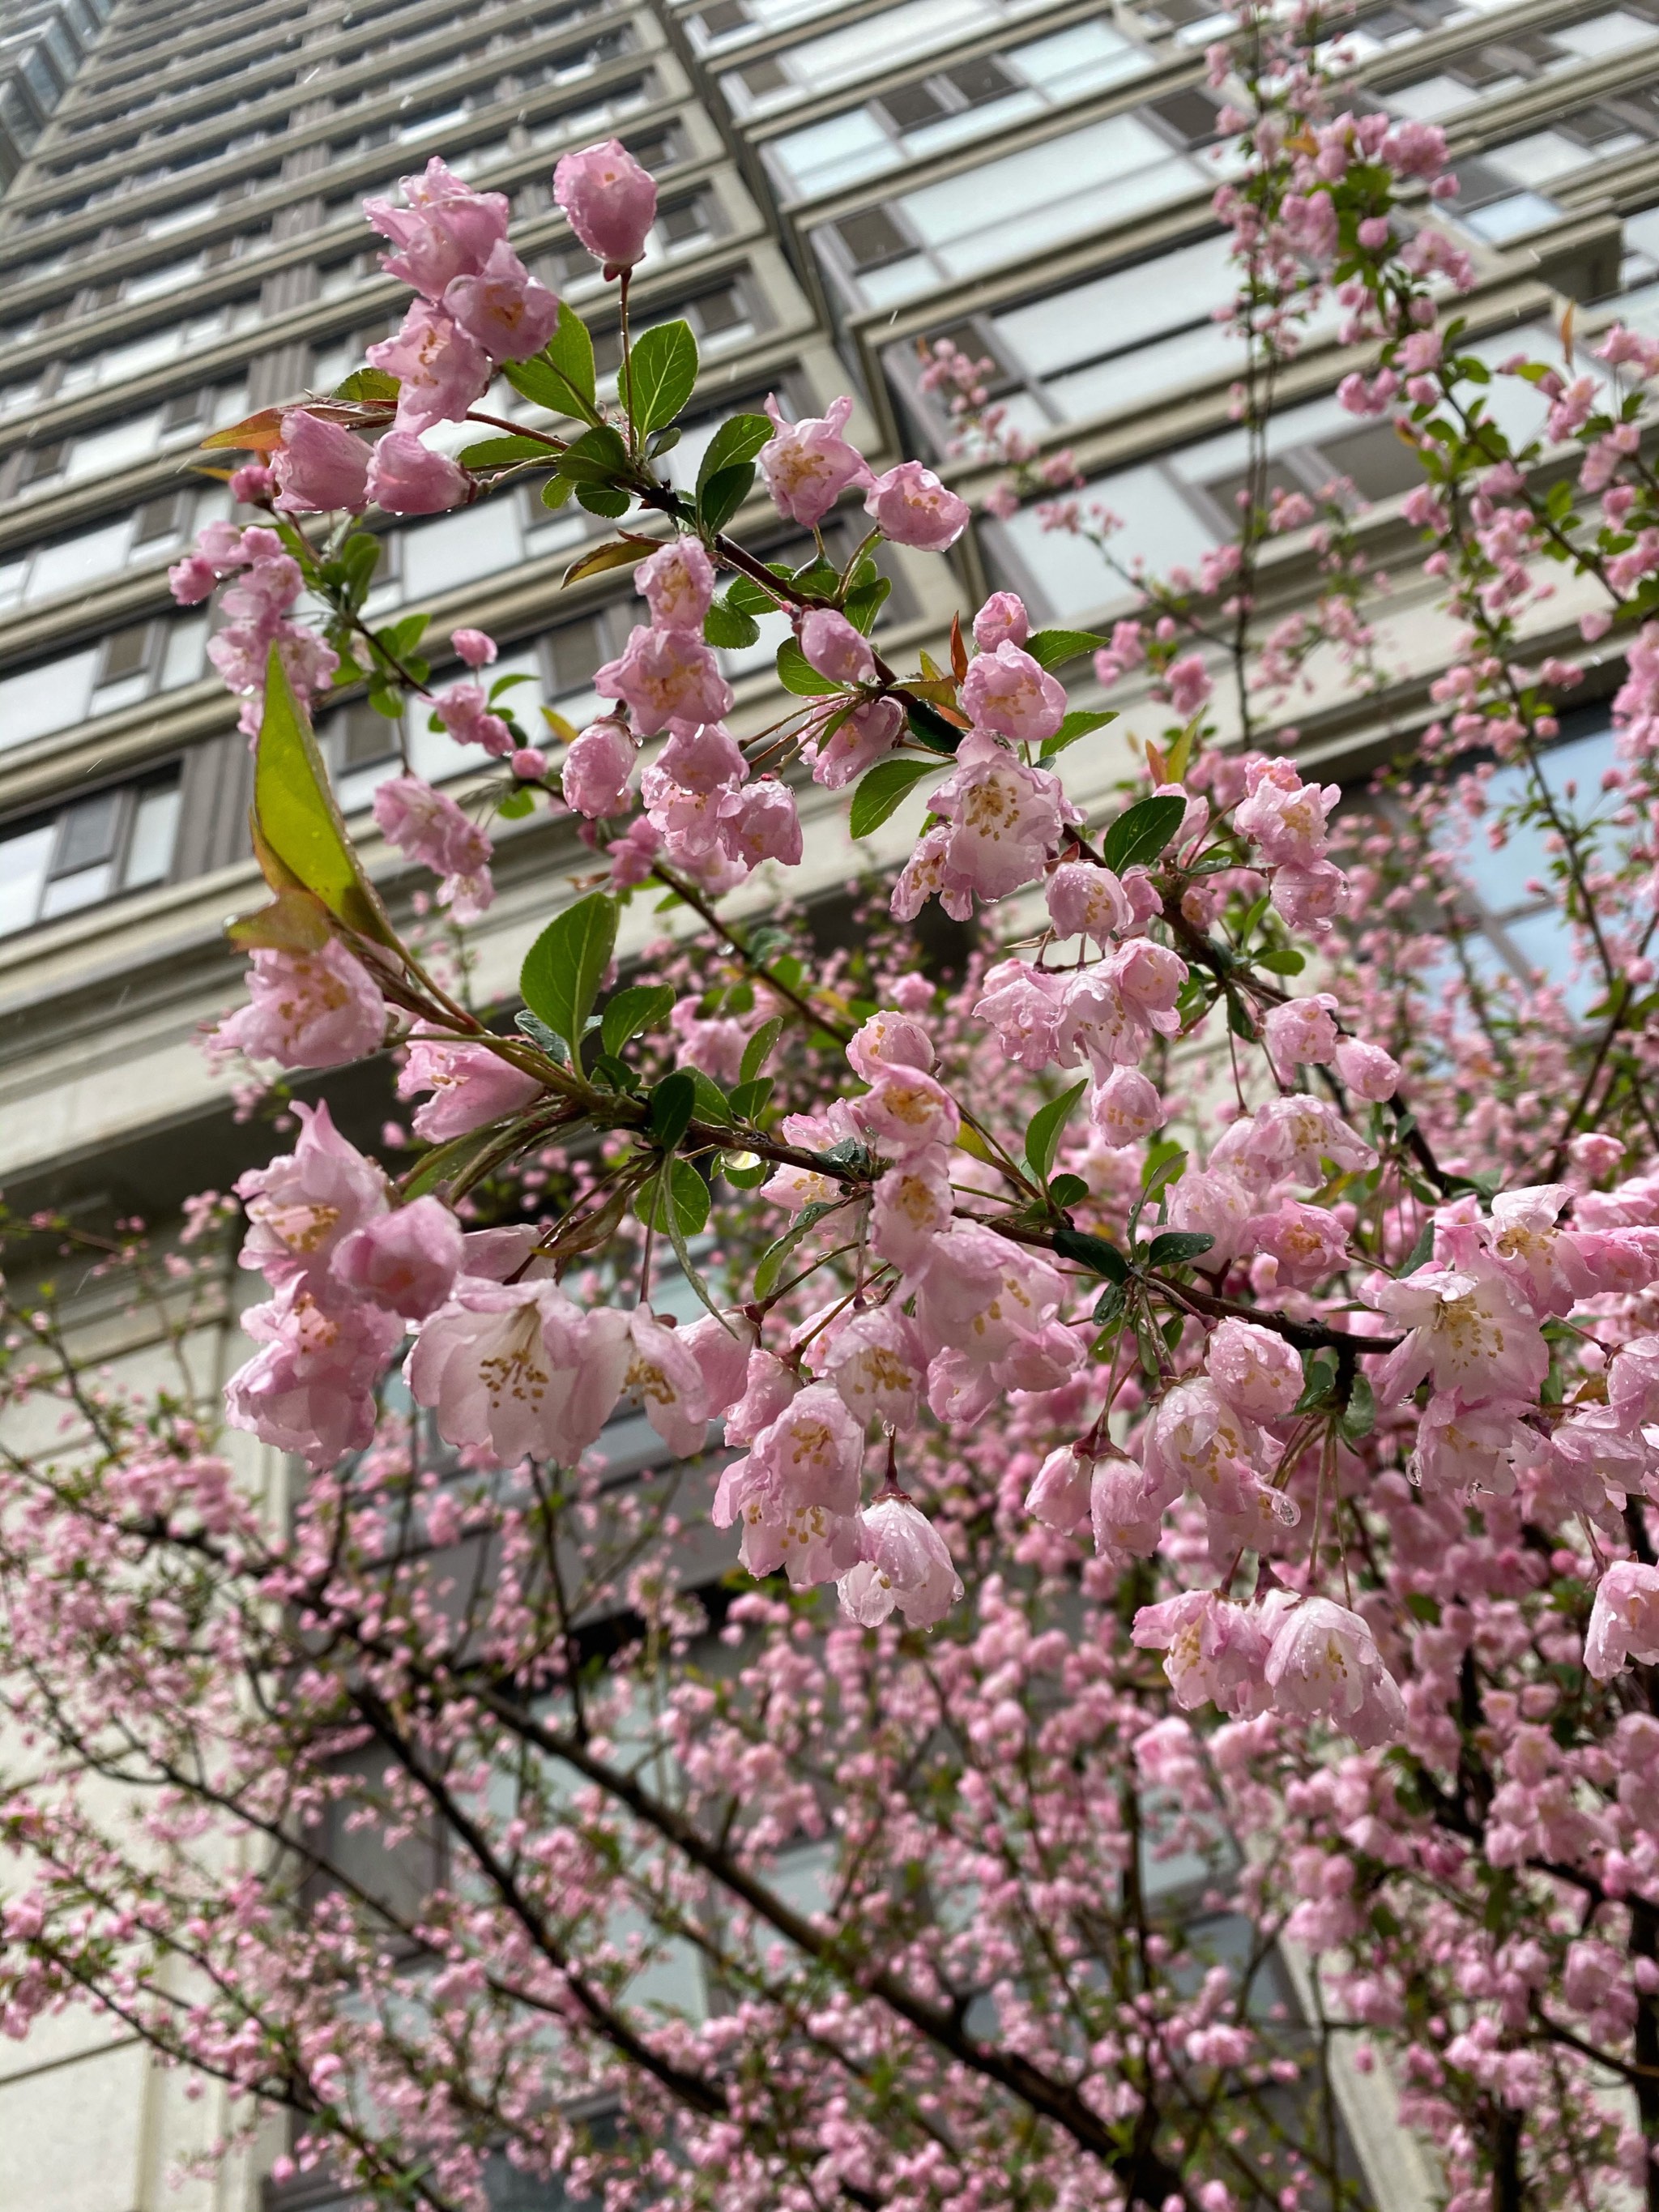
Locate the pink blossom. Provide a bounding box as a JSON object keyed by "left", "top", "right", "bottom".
{"left": 928, "top": 731, "right": 1077, "bottom": 905}
{"left": 853, "top": 1067, "right": 960, "bottom": 1160}
{"left": 838, "top": 1497, "right": 963, "bottom": 1629}
{"left": 443, "top": 238, "right": 559, "bottom": 361}
{"left": 216, "top": 942, "right": 387, "bottom": 1070}
{"left": 679, "top": 1311, "right": 755, "bottom": 1416}
{"left": 1164, "top": 653, "right": 1212, "bottom": 721}
{"left": 1026, "top": 1443, "right": 1091, "bottom": 1533}
{"left": 561, "top": 717, "right": 638, "bottom": 818}
{"left": 804, "top": 695, "right": 904, "bottom": 787}
{"left": 365, "top": 157, "right": 510, "bottom": 297}
{"left": 397, "top": 1038, "right": 544, "bottom": 1142}
{"left": 1169, "top": 1167, "right": 1256, "bottom": 1270}
{"left": 972, "top": 591, "right": 1029, "bottom": 651}
{"left": 373, "top": 775, "right": 495, "bottom": 921}
{"left": 552, "top": 138, "right": 657, "bottom": 270}
{"left": 1334, "top": 1035, "right": 1400, "bottom": 1102}
{"left": 798, "top": 608, "right": 877, "bottom": 687}
{"left": 271, "top": 411, "right": 370, "bottom": 515}
{"left": 1234, "top": 758, "right": 1340, "bottom": 868}
{"left": 226, "top": 1286, "right": 406, "bottom": 1471}
{"left": 1367, "top": 1256, "right": 1549, "bottom": 1408}
{"left": 720, "top": 777, "right": 803, "bottom": 870}
{"left": 819, "top": 1305, "right": 927, "bottom": 1429}
{"left": 634, "top": 538, "right": 715, "bottom": 630}
{"left": 959, "top": 640, "right": 1065, "bottom": 744}
{"left": 1262, "top": 993, "right": 1339, "bottom": 1074}
{"left": 1208, "top": 1317, "right": 1303, "bottom": 1424}
{"left": 1133, "top": 1591, "right": 1273, "bottom": 1716}
{"left": 757, "top": 393, "right": 872, "bottom": 528}
{"left": 1411, "top": 1393, "right": 1529, "bottom": 1498}
{"left": 595, "top": 626, "right": 734, "bottom": 736}
{"left": 1212, "top": 1095, "right": 1375, "bottom": 1187}
{"left": 1269, "top": 858, "right": 1351, "bottom": 931}
{"left": 1090, "top": 1066, "right": 1165, "bottom": 1147}
{"left": 864, "top": 459, "right": 970, "bottom": 551}
{"left": 367, "top": 429, "right": 471, "bottom": 515}
{"left": 1584, "top": 1563, "right": 1659, "bottom": 1680}
{"left": 1104, "top": 938, "right": 1186, "bottom": 1035}
{"left": 407, "top": 1279, "right": 629, "bottom": 1467}
{"left": 1265, "top": 1597, "right": 1406, "bottom": 1746}
{"left": 869, "top": 1155, "right": 954, "bottom": 1272}
{"left": 235, "top": 1100, "right": 388, "bottom": 1296}
{"left": 712, "top": 1383, "right": 867, "bottom": 1584}
{"left": 367, "top": 301, "right": 491, "bottom": 433}
{"left": 1246, "top": 1198, "right": 1350, "bottom": 1287}
{"left": 433, "top": 680, "right": 513, "bottom": 758}
{"left": 621, "top": 1307, "right": 710, "bottom": 1458}
{"left": 451, "top": 627, "right": 497, "bottom": 668}
{"left": 1046, "top": 861, "right": 1131, "bottom": 944}
{"left": 846, "top": 1009, "right": 936, "bottom": 1084}
{"left": 332, "top": 1196, "right": 464, "bottom": 1320}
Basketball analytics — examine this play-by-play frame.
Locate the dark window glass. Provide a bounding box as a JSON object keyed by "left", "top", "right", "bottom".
{"left": 1149, "top": 88, "right": 1222, "bottom": 144}
{"left": 740, "top": 55, "right": 789, "bottom": 95}
{"left": 698, "top": 0, "right": 749, "bottom": 32}
{"left": 55, "top": 788, "right": 122, "bottom": 872}
{"left": 879, "top": 79, "right": 952, "bottom": 131}
{"left": 19, "top": 442, "right": 65, "bottom": 485}
{"left": 133, "top": 493, "right": 186, "bottom": 544}
{"left": 1320, "top": 421, "right": 1426, "bottom": 502}
{"left": 836, "top": 207, "right": 911, "bottom": 271}
{"left": 696, "top": 283, "right": 745, "bottom": 333}
{"left": 545, "top": 616, "right": 606, "bottom": 694}
{"left": 98, "top": 622, "right": 156, "bottom": 683}
{"left": 946, "top": 55, "right": 1015, "bottom": 106}
{"left": 338, "top": 702, "right": 399, "bottom": 768}
{"left": 659, "top": 195, "right": 710, "bottom": 243}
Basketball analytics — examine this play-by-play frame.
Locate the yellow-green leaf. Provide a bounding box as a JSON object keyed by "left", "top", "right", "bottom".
{"left": 253, "top": 644, "right": 399, "bottom": 946}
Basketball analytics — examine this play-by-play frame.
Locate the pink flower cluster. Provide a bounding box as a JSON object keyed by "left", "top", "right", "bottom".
{"left": 169, "top": 522, "right": 339, "bottom": 740}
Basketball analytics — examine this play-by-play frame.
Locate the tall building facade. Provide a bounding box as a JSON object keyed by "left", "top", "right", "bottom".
{"left": 0, "top": 0, "right": 1650, "bottom": 2203}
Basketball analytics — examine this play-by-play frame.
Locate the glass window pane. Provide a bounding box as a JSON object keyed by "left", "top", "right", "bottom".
{"left": 123, "top": 783, "right": 181, "bottom": 889}
{"left": 1551, "top": 10, "right": 1659, "bottom": 57}
{"left": 66, "top": 410, "right": 164, "bottom": 480}
{"left": 0, "top": 651, "right": 99, "bottom": 749}
{"left": 992, "top": 462, "right": 1220, "bottom": 617}
{"left": 54, "top": 789, "right": 122, "bottom": 873}
{"left": 772, "top": 109, "right": 897, "bottom": 194}
{"left": 401, "top": 502, "right": 523, "bottom": 598}
{"left": 1047, "top": 318, "right": 1243, "bottom": 416}
{"left": 899, "top": 113, "right": 1171, "bottom": 248}
{"left": 993, "top": 232, "right": 1235, "bottom": 376}
{"left": 1011, "top": 21, "right": 1143, "bottom": 95}
{"left": 0, "top": 822, "right": 55, "bottom": 937}
{"left": 40, "top": 861, "right": 114, "bottom": 918}
{"left": 26, "top": 519, "right": 133, "bottom": 603}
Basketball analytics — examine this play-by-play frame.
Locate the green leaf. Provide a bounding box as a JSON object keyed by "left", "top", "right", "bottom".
{"left": 601, "top": 983, "right": 675, "bottom": 1056}
{"left": 726, "top": 572, "right": 782, "bottom": 616}
{"left": 1294, "top": 1350, "right": 1338, "bottom": 1415}
{"left": 556, "top": 421, "right": 632, "bottom": 485}
{"left": 577, "top": 482, "right": 630, "bottom": 518}
{"left": 703, "top": 597, "right": 761, "bottom": 649}
{"left": 400, "top": 1124, "right": 514, "bottom": 1202}
{"left": 689, "top": 1068, "right": 735, "bottom": 1126}
{"left": 505, "top": 305, "right": 600, "bottom": 421}
{"left": 844, "top": 574, "right": 891, "bottom": 634}
{"left": 562, "top": 538, "right": 647, "bottom": 587}
{"left": 753, "top": 1199, "right": 841, "bottom": 1301}
{"left": 740, "top": 1016, "right": 783, "bottom": 1086}
{"left": 904, "top": 698, "right": 963, "bottom": 755}
{"left": 729, "top": 1076, "right": 774, "bottom": 1120}
{"left": 647, "top": 1070, "right": 697, "bottom": 1151}
{"left": 1041, "top": 708, "right": 1115, "bottom": 761}
{"left": 1141, "top": 1142, "right": 1187, "bottom": 1197}
{"left": 638, "top": 1155, "right": 711, "bottom": 1236}
{"left": 775, "top": 638, "right": 830, "bottom": 697}
{"left": 1340, "top": 1373, "right": 1376, "bottom": 1444}
{"left": 1102, "top": 793, "right": 1188, "bottom": 875}
{"left": 697, "top": 463, "right": 756, "bottom": 536}
{"left": 1048, "top": 1172, "right": 1089, "bottom": 1210}
{"left": 541, "top": 472, "right": 576, "bottom": 510}
{"left": 1025, "top": 1078, "right": 1088, "bottom": 1185}
{"left": 1254, "top": 946, "right": 1305, "bottom": 975}
{"left": 497, "top": 787, "right": 535, "bottom": 819}
{"left": 335, "top": 531, "right": 380, "bottom": 609}
{"left": 252, "top": 645, "right": 398, "bottom": 946}
{"left": 458, "top": 433, "right": 559, "bottom": 468}
{"left": 1092, "top": 1280, "right": 1125, "bottom": 1329}
{"left": 1024, "top": 627, "right": 1107, "bottom": 668}
{"left": 1397, "top": 1219, "right": 1435, "bottom": 1277}
{"left": 1051, "top": 1225, "right": 1128, "bottom": 1283}
{"left": 519, "top": 892, "right": 618, "bottom": 1057}
{"left": 695, "top": 412, "right": 775, "bottom": 496}
{"left": 622, "top": 319, "right": 698, "bottom": 437}
{"left": 848, "top": 757, "right": 940, "bottom": 839}
{"left": 514, "top": 1009, "right": 565, "bottom": 1061}
{"left": 1147, "top": 1230, "right": 1215, "bottom": 1267}
{"left": 333, "top": 367, "right": 400, "bottom": 404}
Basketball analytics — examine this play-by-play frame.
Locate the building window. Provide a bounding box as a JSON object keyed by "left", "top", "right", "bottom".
{"left": 766, "top": 19, "right": 1150, "bottom": 199}
{"left": 889, "top": 230, "right": 1245, "bottom": 453}
{"left": 1383, "top": 5, "right": 1659, "bottom": 121}
{"left": 0, "top": 768, "right": 182, "bottom": 938}
{"left": 812, "top": 96, "right": 1226, "bottom": 313}
{"left": 718, "top": 0, "right": 1064, "bottom": 116}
